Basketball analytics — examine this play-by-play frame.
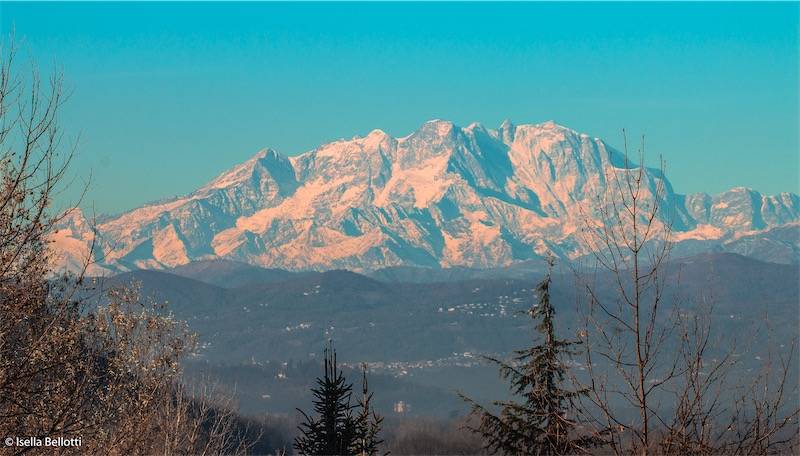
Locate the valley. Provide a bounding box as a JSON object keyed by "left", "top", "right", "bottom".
{"left": 92, "top": 252, "right": 799, "bottom": 418}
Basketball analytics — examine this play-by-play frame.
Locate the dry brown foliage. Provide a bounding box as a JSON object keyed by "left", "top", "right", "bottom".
{"left": 0, "top": 38, "right": 248, "bottom": 455}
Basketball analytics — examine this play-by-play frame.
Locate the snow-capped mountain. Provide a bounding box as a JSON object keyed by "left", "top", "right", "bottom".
{"left": 51, "top": 120, "right": 800, "bottom": 273}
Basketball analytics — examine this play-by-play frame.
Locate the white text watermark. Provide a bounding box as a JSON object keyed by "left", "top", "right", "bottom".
{"left": 4, "top": 436, "right": 82, "bottom": 448}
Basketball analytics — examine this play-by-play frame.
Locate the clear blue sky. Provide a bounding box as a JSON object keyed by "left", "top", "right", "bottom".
{"left": 0, "top": 2, "right": 797, "bottom": 215}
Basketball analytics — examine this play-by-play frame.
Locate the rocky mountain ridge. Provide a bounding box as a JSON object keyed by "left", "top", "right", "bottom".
{"left": 51, "top": 120, "right": 800, "bottom": 273}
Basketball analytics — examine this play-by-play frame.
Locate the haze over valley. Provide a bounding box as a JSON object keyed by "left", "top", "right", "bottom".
{"left": 62, "top": 120, "right": 799, "bottom": 421}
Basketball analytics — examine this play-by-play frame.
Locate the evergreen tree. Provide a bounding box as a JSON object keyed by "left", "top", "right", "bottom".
{"left": 353, "top": 364, "right": 385, "bottom": 456}
{"left": 461, "top": 257, "right": 601, "bottom": 455}
{"left": 295, "top": 342, "right": 358, "bottom": 455}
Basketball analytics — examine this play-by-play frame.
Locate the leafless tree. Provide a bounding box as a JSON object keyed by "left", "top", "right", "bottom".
{"left": 0, "top": 36, "right": 92, "bottom": 452}
{"left": 658, "top": 306, "right": 799, "bottom": 455}
{"left": 574, "top": 132, "right": 799, "bottom": 455}
{"left": 574, "top": 132, "right": 676, "bottom": 455}
{"left": 0, "top": 38, "right": 248, "bottom": 455}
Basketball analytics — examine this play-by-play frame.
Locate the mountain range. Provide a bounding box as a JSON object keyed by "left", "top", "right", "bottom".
{"left": 51, "top": 120, "right": 799, "bottom": 273}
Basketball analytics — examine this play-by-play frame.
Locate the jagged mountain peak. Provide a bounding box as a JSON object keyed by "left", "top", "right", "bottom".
{"left": 409, "top": 119, "right": 457, "bottom": 140}
{"left": 512, "top": 120, "right": 589, "bottom": 143}
{"left": 365, "top": 128, "right": 389, "bottom": 140}
{"left": 465, "top": 121, "right": 488, "bottom": 132}
{"left": 497, "top": 119, "right": 516, "bottom": 144}
{"left": 534, "top": 119, "right": 567, "bottom": 130}
{"left": 199, "top": 147, "right": 291, "bottom": 192}
{"left": 51, "top": 120, "right": 800, "bottom": 272}
{"left": 227, "top": 120, "right": 583, "bottom": 173}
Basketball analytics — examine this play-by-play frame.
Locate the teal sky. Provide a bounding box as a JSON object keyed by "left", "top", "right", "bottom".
{"left": 0, "top": 2, "right": 797, "bottom": 215}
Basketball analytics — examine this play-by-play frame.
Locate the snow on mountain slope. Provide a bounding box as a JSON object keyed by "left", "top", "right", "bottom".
{"left": 49, "top": 209, "right": 113, "bottom": 276}
{"left": 51, "top": 120, "right": 800, "bottom": 272}
{"left": 685, "top": 188, "right": 799, "bottom": 231}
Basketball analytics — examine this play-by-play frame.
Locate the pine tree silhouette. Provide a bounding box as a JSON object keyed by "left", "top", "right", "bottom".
{"left": 353, "top": 364, "right": 385, "bottom": 456}
{"left": 461, "top": 257, "right": 602, "bottom": 455}
{"left": 295, "top": 342, "right": 358, "bottom": 455}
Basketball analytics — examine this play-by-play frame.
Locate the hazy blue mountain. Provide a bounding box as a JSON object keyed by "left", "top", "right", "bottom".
{"left": 167, "top": 259, "right": 308, "bottom": 288}
{"left": 88, "top": 252, "right": 797, "bottom": 417}
{"left": 95, "top": 252, "right": 797, "bottom": 365}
